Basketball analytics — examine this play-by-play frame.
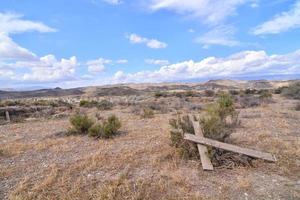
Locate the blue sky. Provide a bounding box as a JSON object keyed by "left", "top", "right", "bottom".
{"left": 0, "top": 0, "right": 300, "bottom": 88}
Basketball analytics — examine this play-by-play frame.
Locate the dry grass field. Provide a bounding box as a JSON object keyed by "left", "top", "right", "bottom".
{"left": 0, "top": 82, "right": 300, "bottom": 200}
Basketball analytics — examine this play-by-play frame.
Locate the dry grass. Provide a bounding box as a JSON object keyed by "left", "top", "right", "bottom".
{"left": 1, "top": 94, "right": 300, "bottom": 200}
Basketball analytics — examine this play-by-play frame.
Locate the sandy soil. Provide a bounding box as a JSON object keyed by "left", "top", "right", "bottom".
{"left": 0, "top": 95, "right": 299, "bottom": 200}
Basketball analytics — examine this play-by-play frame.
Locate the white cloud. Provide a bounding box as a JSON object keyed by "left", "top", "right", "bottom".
{"left": 0, "top": 12, "right": 79, "bottom": 83}
{"left": 146, "top": 59, "right": 170, "bottom": 66}
{"left": 195, "top": 25, "right": 240, "bottom": 48}
{"left": 188, "top": 28, "right": 195, "bottom": 33}
{"left": 0, "top": 33, "right": 37, "bottom": 60}
{"left": 18, "top": 55, "right": 77, "bottom": 82}
{"left": 101, "top": 0, "right": 122, "bottom": 5}
{"left": 253, "top": 1, "right": 300, "bottom": 35}
{"left": 127, "top": 33, "right": 167, "bottom": 49}
{"left": 0, "top": 12, "right": 56, "bottom": 34}
{"left": 148, "top": 0, "right": 254, "bottom": 25}
{"left": 116, "top": 59, "right": 128, "bottom": 64}
{"left": 0, "top": 67, "right": 15, "bottom": 79}
{"left": 112, "top": 49, "right": 300, "bottom": 83}
{"left": 86, "top": 58, "right": 111, "bottom": 74}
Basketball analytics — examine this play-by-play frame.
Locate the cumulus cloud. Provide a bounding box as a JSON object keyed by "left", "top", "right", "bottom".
{"left": 17, "top": 55, "right": 77, "bottom": 82}
{"left": 112, "top": 49, "right": 300, "bottom": 83}
{"left": 148, "top": 0, "right": 255, "bottom": 25}
{"left": 146, "top": 59, "right": 170, "bottom": 66}
{"left": 86, "top": 58, "right": 111, "bottom": 74}
{"left": 195, "top": 25, "right": 240, "bottom": 48}
{"left": 127, "top": 33, "right": 167, "bottom": 49}
{"left": 0, "top": 12, "right": 78, "bottom": 83}
{"left": 0, "top": 12, "right": 56, "bottom": 34}
{"left": 0, "top": 33, "right": 37, "bottom": 60}
{"left": 253, "top": 1, "right": 300, "bottom": 35}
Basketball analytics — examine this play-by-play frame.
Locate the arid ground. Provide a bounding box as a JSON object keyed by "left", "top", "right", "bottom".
{"left": 0, "top": 80, "right": 300, "bottom": 200}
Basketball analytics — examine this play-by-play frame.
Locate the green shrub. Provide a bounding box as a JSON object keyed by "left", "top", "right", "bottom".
{"left": 154, "top": 91, "right": 166, "bottom": 98}
{"left": 169, "top": 115, "right": 199, "bottom": 159}
{"left": 69, "top": 114, "right": 94, "bottom": 135}
{"left": 88, "top": 124, "right": 102, "bottom": 137}
{"left": 186, "top": 90, "right": 194, "bottom": 97}
{"left": 0, "top": 100, "right": 24, "bottom": 107}
{"left": 88, "top": 115, "right": 121, "bottom": 138}
{"left": 79, "top": 100, "right": 98, "bottom": 108}
{"left": 102, "top": 115, "right": 122, "bottom": 138}
{"left": 259, "top": 90, "right": 272, "bottom": 99}
{"left": 97, "top": 100, "right": 113, "bottom": 110}
{"left": 200, "top": 93, "right": 239, "bottom": 142}
{"left": 281, "top": 81, "right": 300, "bottom": 99}
{"left": 80, "top": 99, "right": 113, "bottom": 110}
{"left": 141, "top": 108, "right": 154, "bottom": 118}
{"left": 200, "top": 115, "right": 236, "bottom": 142}
{"left": 244, "top": 89, "right": 257, "bottom": 95}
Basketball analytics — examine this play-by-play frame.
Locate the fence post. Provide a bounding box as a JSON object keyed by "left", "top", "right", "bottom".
{"left": 5, "top": 110, "right": 10, "bottom": 122}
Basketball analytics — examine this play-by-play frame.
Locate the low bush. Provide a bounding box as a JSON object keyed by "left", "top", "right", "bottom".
{"left": 102, "top": 115, "right": 122, "bottom": 138}
{"left": 141, "top": 108, "right": 154, "bottom": 118}
{"left": 237, "top": 96, "right": 261, "bottom": 108}
{"left": 154, "top": 91, "right": 167, "bottom": 98}
{"left": 88, "top": 115, "right": 121, "bottom": 138}
{"left": 281, "top": 81, "right": 300, "bottom": 99}
{"left": 68, "top": 113, "right": 121, "bottom": 138}
{"left": 97, "top": 100, "right": 113, "bottom": 110}
{"left": 204, "top": 90, "right": 215, "bottom": 97}
{"left": 68, "top": 114, "right": 94, "bottom": 135}
{"left": 79, "top": 99, "right": 113, "bottom": 110}
{"left": 169, "top": 115, "right": 199, "bottom": 159}
{"left": 200, "top": 93, "right": 239, "bottom": 142}
{"left": 186, "top": 90, "right": 194, "bottom": 97}
{"left": 0, "top": 100, "right": 24, "bottom": 107}
{"left": 244, "top": 89, "right": 257, "bottom": 95}
{"left": 259, "top": 90, "right": 272, "bottom": 99}
{"left": 79, "top": 100, "right": 98, "bottom": 108}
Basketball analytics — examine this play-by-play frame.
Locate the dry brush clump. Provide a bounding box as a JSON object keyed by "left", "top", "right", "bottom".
{"left": 68, "top": 114, "right": 94, "bottom": 135}
{"left": 141, "top": 107, "right": 155, "bottom": 118}
{"left": 68, "top": 113, "right": 121, "bottom": 138}
{"left": 236, "top": 89, "right": 273, "bottom": 108}
{"left": 169, "top": 93, "right": 252, "bottom": 168}
{"left": 281, "top": 81, "right": 300, "bottom": 99}
{"left": 88, "top": 115, "right": 121, "bottom": 138}
{"left": 169, "top": 115, "right": 199, "bottom": 160}
{"left": 80, "top": 99, "right": 113, "bottom": 110}
{"left": 200, "top": 93, "right": 239, "bottom": 142}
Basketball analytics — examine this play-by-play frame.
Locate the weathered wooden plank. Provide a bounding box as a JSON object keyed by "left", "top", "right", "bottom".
{"left": 189, "top": 115, "right": 214, "bottom": 171}
{"left": 184, "top": 133, "right": 276, "bottom": 162}
{"left": 5, "top": 110, "right": 10, "bottom": 122}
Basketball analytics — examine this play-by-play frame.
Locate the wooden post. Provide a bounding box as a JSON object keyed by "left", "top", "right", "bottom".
{"left": 184, "top": 133, "right": 277, "bottom": 162}
{"left": 5, "top": 110, "right": 10, "bottom": 122}
{"left": 189, "top": 115, "right": 214, "bottom": 171}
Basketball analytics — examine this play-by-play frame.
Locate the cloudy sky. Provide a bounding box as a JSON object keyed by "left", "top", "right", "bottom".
{"left": 0, "top": 0, "right": 300, "bottom": 88}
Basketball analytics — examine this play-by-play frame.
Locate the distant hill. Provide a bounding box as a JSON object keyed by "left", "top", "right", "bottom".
{"left": 0, "top": 88, "right": 84, "bottom": 100}
{"left": 0, "top": 79, "right": 298, "bottom": 100}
